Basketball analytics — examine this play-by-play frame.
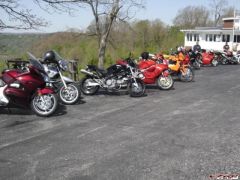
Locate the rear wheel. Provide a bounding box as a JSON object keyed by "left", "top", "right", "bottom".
{"left": 128, "top": 79, "right": 145, "bottom": 97}
{"left": 211, "top": 59, "right": 218, "bottom": 66}
{"left": 31, "top": 93, "right": 58, "bottom": 117}
{"left": 59, "top": 83, "right": 81, "bottom": 105}
{"left": 157, "top": 75, "right": 174, "bottom": 90}
{"left": 80, "top": 77, "right": 99, "bottom": 95}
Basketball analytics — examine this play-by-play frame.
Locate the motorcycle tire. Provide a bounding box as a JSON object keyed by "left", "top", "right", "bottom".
{"left": 193, "top": 62, "right": 201, "bottom": 69}
{"left": 31, "top": 93, "right": 58, "bottom": 117}
{"left": 237, "top": 57, "right": 240, "bottom": 64}
{"left": 80, "top": 77, "right": 99, "bottom": 95}
{"left": 157, "top": 75, "right": 174, "bottom": 90}
{"left": 211, "top": 59, "right": 218, "bottom": 67}
{"left": 179, "top": 67, "right": 194, "bottom": 82}
{"left": 128, "top": 79, "right": 145, "bottom": 97}
{"left": 232, "top": 57, "right": 239, "bottom": 65}
{"left": 59, "top": 83, "right": 81, "bottom": 105}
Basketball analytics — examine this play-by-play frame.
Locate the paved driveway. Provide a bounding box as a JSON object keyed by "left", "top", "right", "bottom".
{"left": 1, "top": 65, "right": 240, "bottom": 180}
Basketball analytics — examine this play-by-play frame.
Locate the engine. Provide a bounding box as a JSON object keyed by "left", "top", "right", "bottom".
{"left": 104, "top": 76, "right": 128, "bottom": 89}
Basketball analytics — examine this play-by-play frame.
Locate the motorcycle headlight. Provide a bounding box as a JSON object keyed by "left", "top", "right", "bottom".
{"left": 59, "top": 60, "right": 69, "bottom": 71}
{"left": 138, "top": 73, "right": 144, "bottom": 79}
{"left": 41, "top": 73, "right": 50, "bottom": 82}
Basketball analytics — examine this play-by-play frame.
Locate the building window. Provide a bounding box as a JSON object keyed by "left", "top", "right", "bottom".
{"left": 213, "top": 34, "right": 221, "bottom": 42}
{"left": 206, "top": 34, "right": 213, "bottom": 41}
{"left": 193, "top": 34, "right": 199, "bottom": 41}
{"left": 187, "top": 33, "right": 199, "bottom": 41}
{"left": 222, "top": 34, "right": 230, "bottom": 42}
{"left": 234, "top": 35, "right": 240, "bottom": 42}
{"left": 187, "top": 33, "right": 193, "bottom": 41}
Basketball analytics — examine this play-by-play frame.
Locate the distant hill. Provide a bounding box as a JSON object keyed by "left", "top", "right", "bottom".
{"left": 0, "top": 33, "right": 51, "bottom": 57}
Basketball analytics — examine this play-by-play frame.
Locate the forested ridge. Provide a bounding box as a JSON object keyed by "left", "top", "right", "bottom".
{"left": 0, "top": 20, "right": 184, "bottom": 69}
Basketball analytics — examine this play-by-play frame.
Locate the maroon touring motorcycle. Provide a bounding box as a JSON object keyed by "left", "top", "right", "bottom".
{"left": 0, "top": 52, "right": 58, "bottom": 117}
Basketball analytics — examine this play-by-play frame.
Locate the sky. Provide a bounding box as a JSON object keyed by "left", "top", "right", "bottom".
{"left": 2, "top": 0, "right": 240, "bottom": 33}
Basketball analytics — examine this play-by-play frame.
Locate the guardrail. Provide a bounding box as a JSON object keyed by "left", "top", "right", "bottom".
{"left": 1, "top": 57, "right": 79, "bottom": 81}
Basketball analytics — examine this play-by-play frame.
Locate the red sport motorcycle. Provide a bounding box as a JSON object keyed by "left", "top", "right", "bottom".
{"left": 201, "top": 50, "right": 218, "bottom": 66}
{"left": 118, "top": 53, "right": 173, "bottom": 90}
{"left": 0, "top": 52, "right": 58, "bottom": 117}
{"left": 138, "top": 59, "right": 174, "bottom": 90}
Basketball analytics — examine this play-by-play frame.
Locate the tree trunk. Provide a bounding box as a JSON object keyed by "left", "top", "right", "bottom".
{"left": 98, "top": 34, "right": 108, "bottom": 69}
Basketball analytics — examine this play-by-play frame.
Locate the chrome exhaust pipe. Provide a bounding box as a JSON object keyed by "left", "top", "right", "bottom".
{"left": 80, "top": 69, "right": 95, "bottom": 76}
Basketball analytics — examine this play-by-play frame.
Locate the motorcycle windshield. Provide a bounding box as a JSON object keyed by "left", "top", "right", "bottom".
{"left": 53, "top": 50, "right": 69, "bottom": 71}
{"left": 27, "top": 52, "right": 45, "bottom": 73}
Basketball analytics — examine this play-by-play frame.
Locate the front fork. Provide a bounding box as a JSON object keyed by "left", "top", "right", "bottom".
{"left": 57, "top": 67, "right": 67, "bottom": 88}
{"left": 129, "top": 67, "right": 139, "bottom": 88}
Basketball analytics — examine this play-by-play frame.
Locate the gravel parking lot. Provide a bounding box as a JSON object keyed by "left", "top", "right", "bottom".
{"left": 1, "top": 65, "right": 240, "bottom": 180}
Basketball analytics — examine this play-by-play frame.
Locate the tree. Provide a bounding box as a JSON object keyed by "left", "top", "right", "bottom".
{"left": 36, "top": 0, "right": 144, "bottom": 68}
{"left": 0, "top": 0, "right": 46, "bottom": 30}
{"left": 221, "top": 6, "right": 234, "bottom": 18}
{"left": 209, "top": 0, "right": 228, "bottom": 26}
{"left": 173, "top": 6, "right": 211, "bottom": 29}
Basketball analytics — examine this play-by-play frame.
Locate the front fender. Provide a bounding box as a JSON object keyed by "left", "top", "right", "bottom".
{"left": 37, "top": 87, "right": 55, "bottom": 95}
{"left": 162, "top": 69, "right": 170, "bottom": 77}
{"left": 62, "top": 76, "right": 74, "bottom": 83}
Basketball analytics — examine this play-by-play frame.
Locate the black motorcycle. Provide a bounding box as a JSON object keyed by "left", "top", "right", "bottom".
{"left": 188, "top": 50, "right": 201, "bottom": 69}
{"left": 216, "top": 51, "right": 239, "bottom": 65}
{"left": 79, "top": 59, "right": 145, "bottom": 97}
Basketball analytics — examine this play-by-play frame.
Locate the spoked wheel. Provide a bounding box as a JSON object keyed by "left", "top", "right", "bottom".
{"left": 237, "top": 57, "right": 240, "bottom": 64}
{"left": 211, "top": 59, "right": 218, "bottom": 66}
{"left": 80, "top": 77, "right": 99, "bottom": 95}
{"left": 179, "top": 67, "right": 194, "bottom": 82}
{"left": 128, "top": 79, "right": 145, "bottom": 97}
{"left": 193, "top": 61, "right": 201, "bottom": 69}
{"left": 157, "top": 75, "right": 174, "bottom": 90}
{"left": 59, "top": 83, "right": 81, "bottom": 105}
{"left": 31, "top": 94, "right": 58, "bottom": 117}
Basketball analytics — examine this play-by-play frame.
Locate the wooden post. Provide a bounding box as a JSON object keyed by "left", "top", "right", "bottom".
{"left": 68, "top": 59, "right": 78, "bottom": 81}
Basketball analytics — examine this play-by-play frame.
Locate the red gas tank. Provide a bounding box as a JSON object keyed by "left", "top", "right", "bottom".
{"left": 138, "top": 60, "right": 156, "bottom": 69}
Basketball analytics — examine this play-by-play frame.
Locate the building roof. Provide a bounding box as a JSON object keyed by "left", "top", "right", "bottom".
{"left": 181, "top": 26, "right": 240, "bottom": 33}
{"left": 222, "top": 17, "right": 240, "bottom": 21}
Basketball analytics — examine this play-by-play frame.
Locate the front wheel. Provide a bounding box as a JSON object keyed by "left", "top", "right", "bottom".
{"left": 31, "top": 94, "right": 58, "bottom": 117}
{"left": 128, "top": 79, "right": 145, "bottom": 97}
{"left": 59, "top": 83, "right": 81, "bottom": 105}
{"left": 80, "top": 77, "right": 99, "bottom": 95}
{"left": 179, "top": 67, "right": 194, "bottom": 82}
{"left": 157, "top": 75, "right": 174, "bottom": 90}
{"left": 193, "top": 61, "right": 201, "bottom": 69}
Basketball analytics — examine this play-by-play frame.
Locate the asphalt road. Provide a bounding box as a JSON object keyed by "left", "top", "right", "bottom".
{"left": 1, "top": 65, "right": 240, "bottom": 180}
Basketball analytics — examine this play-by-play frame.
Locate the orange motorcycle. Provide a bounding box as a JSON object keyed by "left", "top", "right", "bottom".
{"left": 165, "top": 52, "right": 194, "bottom": 82}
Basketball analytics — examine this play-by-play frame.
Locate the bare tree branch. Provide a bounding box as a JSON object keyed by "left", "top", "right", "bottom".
{"left": 0, "top": 0, "right": 47, "bottom": 30}
{"left": 36, "top": 0, "right": 144, "bottom": 68}
{"left": 209, "top": 0, "right": 228, "bottom": 26}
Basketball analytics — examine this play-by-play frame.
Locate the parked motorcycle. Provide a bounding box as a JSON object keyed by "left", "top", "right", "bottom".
{"left": 80, "top": 58, "right": 145, "bottom": 97}
{"left": 234, "top": 51, "right": 240, "bottom": 64}
{"left": 42, "top": 50, "right": 81, "bottom": 105}
{"left": 216, "top": 51, "right": 239, "bottom": 65}
{"left": 185, "top": 50, "right": 201, "bottom": 69}
{"left": 167, "top": 54, "right": 194, "bottom": 82}
{"left": 137, "top": 52, "right": 174, "bottom": 90}
{"left": 200, "top": 50, "right": 219, "bottom": 66}
{"left": 0, "top": 52, "right": 58, "bottom": 117}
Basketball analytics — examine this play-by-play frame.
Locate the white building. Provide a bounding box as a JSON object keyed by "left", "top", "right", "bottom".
{"left": 181, "top": 16, "right": 240, "bottom": 52}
